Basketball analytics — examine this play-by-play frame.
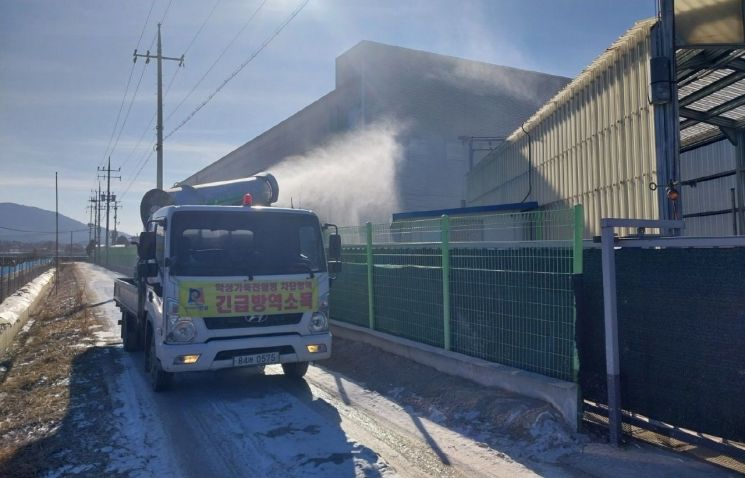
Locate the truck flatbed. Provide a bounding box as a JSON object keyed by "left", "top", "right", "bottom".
{"left": 113, "top": 277, "right": 138, "bottom": 316}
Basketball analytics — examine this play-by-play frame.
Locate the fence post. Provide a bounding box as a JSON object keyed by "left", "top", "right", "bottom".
{"left": 573, "top": 205, "right": 584, "bottom": 275}
{"left": 536, "top": 209, "right": 545, "bottom": 241}
{"left": 366, "top": 222, "right": 375, "bottom": 330}
{"left": 572, "top": 205, "right": 584, "bottom": 428}
{"left": 441, "top": 215, "right": 451, "bottom": 351}
{"left": 600, "top": 220, "right": 622, "bottom": 446}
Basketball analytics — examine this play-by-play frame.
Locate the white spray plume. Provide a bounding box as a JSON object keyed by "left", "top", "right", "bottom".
{"left": 271, "top": 120, "right": 405, "bottom": 227}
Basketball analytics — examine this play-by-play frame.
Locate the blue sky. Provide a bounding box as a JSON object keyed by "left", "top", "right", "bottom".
{"left": 0, "top": 0, "right": 655, "bottom": 235}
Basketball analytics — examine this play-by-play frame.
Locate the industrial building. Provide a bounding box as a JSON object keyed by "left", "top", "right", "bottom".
{"left": 466, "top": 16, "right": 745, "bottom": 237}
{"left": 182, "top": 41, "right": 569, "bottom": 218}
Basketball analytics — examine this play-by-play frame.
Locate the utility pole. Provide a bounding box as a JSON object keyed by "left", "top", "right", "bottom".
{"left": 112, "top": 200, "right": 122, "bottom": 245}
{"left": 55, "top": 172, "right": 59, "bottom": 294}
{"left": 96, "top": 182, "right": 102, "bottom": 265}
{"left": 87, "top": 195, "right": 94, "bottom": 244}
{"left": 98, "top": 157, "right": 120, "bottom": 266}
{"left": 88, "top": 192, "right": 97, "bottom": 262}
{"left": 134, "top": 24, "right": 184, "bottom": 189}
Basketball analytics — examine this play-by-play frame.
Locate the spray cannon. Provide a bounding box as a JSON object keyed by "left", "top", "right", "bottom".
{"left": 139, "top": 172, "right": 279, "bottom": 227}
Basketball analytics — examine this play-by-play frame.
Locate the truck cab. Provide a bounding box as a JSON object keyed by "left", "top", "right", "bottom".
{"left": 118, "top": 196, "right": 340, "bottom": 391}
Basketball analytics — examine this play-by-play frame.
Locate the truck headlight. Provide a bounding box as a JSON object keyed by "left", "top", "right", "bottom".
{"left": 167, "top": 320, "right": 196, "bottom": 343}
{"left": 309, "top": 312, "right": 329, "bottom": 334}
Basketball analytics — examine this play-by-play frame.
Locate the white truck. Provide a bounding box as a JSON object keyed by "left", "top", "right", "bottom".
{"left": 113, "top": 173, "right": 341, "bottom": 391}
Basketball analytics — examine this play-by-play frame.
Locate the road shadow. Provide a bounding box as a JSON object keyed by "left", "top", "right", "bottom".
{"left": 0, "top": 347, "right": 121, "bottom": 478}
{"left": 1, "top": 345, "right": 386, "bottom": 478}
{"left": 316, "top": 336, "right": 579, "bottom": 474}
{"left": 118, "top": 352, "right": 386, "bottom": 477}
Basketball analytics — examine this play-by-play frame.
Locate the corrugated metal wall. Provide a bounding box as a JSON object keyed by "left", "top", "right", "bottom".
{"left": 466, "top": 19, "right": 659, "bottom": 237}
{"left": 680, "top": 139, "right": 737, "bottom": 236}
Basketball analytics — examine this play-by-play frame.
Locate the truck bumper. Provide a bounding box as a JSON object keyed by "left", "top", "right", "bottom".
{"left": 158, "top": 332, "right": 332, "bottom": 372}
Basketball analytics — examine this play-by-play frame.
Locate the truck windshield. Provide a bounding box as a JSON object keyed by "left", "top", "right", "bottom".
{"left": 169, "top": 211, "right": 326, "bottom": 277}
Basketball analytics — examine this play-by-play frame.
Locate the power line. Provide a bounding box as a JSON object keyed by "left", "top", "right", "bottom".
{"left": 107, "top": 1, "right": 172, "bottom": 165}
{"left": 166, "top": 0, "right": 308, "bottom": 140}
{"left": 166, "top": 0, "right": 267, "bottom": 123}
{"left": 120, "top": 57, "right": 182, "bottom": 172}
{"left": 0, "top": 226, "right": 89, "bottom": 234}
{"left": 121, "top": 0, "right": 306, "bottom": 197}
{"left": 119, "top": 0, "right": 215, "bottom": 172}
{"left": 159, "top": 0, "right": 175, "bottom": 24}
{"left": 120, "top": 1, "right": 223, "bottom": 191}
{"left": 121, "top": 59, "right": 181, "bottom": 194}
{"left": 119, "top": 60, "right": 182, "bottom": 195}
{"left": 134, "top": 24, "right": 186, "bottom": 189}
{"left": 110, "top": 61, "right": 149, "bottom": 163}
{"left": 120, "top": 113, "right": 156, "bottom": 171}
{"left": 183, "top": 0, "right": 222, "bottom": 55}
{"left": 137, "top": 0, "right": 158, "bottom": 50}
{"left": 101, "top": 0, "right": 156, "bottom": 163}
{"left": 114, "top": 1, "right": 179, "bottom": 187}
{"left": 121, "top": 146, "right": 156, "bottom": 200}
{"left": 102, "top": 65, "right": 137, "bottom": 163}
{"left": 107, "top": 27, "right": 159, "bottom": 163}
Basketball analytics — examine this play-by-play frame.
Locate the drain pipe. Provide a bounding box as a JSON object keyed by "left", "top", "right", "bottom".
{"left": 520, "top": 123, "right": 533, "bottom": 203}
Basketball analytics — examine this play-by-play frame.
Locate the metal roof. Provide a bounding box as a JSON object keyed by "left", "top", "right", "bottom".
{"left": 677, "top": 47, "right": 745, "bottom": 151}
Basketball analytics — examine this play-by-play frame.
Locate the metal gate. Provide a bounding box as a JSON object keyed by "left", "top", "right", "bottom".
{"left": 576, "top": 231, "right": 745, "bottom": 450}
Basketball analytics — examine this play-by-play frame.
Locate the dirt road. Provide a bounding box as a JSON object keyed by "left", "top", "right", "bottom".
{"left": 83, "top": 263, "right": 537, "bottom": 477}
{"left": 1, "top": 263, "right": 733, "bottom": 477}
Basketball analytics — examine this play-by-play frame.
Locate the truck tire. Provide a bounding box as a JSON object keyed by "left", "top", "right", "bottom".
{"left": 122, "top": 312, "right": 141, "bottom": 352}
{"left": 146, "top": 328, "right": 173, "bottom": 392}
{"left": 282, "top": 361, "right": 309, "bottom": 379}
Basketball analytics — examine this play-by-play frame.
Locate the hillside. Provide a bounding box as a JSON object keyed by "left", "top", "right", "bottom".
{"left": 0, "top": 203, "right": 93, "bottom": 244}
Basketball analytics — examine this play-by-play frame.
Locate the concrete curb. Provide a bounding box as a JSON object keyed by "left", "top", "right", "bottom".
{"left": 331, "top": 320, "right": 579, "bottom": 431}
{"left": 0, "top": 270, "right": 56, "bottom": 354}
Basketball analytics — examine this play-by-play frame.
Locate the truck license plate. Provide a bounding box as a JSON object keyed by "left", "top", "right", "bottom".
{"left": 233, "top": 352, "right": 280, "bottom": 367}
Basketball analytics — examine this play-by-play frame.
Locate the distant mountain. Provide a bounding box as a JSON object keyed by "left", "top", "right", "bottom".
{"left": 0, "top": 203, "right": 100, "bottom": 244}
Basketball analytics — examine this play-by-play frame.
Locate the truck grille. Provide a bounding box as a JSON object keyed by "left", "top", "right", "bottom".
{"left": 214, "top": 345, "right": 295, "bottom": 361}
{"left": 203, "top": 313, "right": 303, "bottom": 330}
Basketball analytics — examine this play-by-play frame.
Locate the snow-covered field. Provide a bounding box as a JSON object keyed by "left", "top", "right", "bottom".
{"left": 14, "top": 262, "right": 731, "bottom": 478}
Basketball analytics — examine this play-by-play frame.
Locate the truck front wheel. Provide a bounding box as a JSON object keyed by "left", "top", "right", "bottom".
{"left": 146, "top": 328, "right": 173, "bottom": 392}
{"left": 282, "top": 361, "right": 309, "bottom": 379}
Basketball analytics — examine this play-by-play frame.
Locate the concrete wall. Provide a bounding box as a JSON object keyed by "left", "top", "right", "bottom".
{"left": 331, "top": 321, "right": 579, "bottom": 431}
{"left": 0, "top": 270, "right": 55, "bottom": 354}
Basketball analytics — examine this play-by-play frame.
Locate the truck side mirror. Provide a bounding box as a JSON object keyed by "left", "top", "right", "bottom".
{"left": 137, "top": 261, "right": 158, "bottom": 278}
{"left": 327, "top": 233, "right": 342, "bottom": 274}
{"left": 328, "top": 234, "right": 341, "bottom": 261}
{"left": 138, "top": 231, "right": 156, "bottom": 260}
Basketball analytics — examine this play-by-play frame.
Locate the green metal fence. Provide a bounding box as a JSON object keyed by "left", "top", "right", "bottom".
{"left": 100, "top": 246, "right": 138, "bottom": 275}
{"left": 330, "top": 206, "right": 583, "bottom": 382}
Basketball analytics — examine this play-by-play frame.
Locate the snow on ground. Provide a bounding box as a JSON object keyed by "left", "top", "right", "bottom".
{"left": 82, "top": 264, "right": 123, "bottom": 347}
{"left": 80, "top": 264, "right": 178, "bottom": 476}
{"left": 80, "top": 263, "right": 396, "bottom": 477}
{"left": 0, "top": 269, "right": 54, "bottom": 331}
{"left": 74, "top": 263, "right": 735, "bottom": 478}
